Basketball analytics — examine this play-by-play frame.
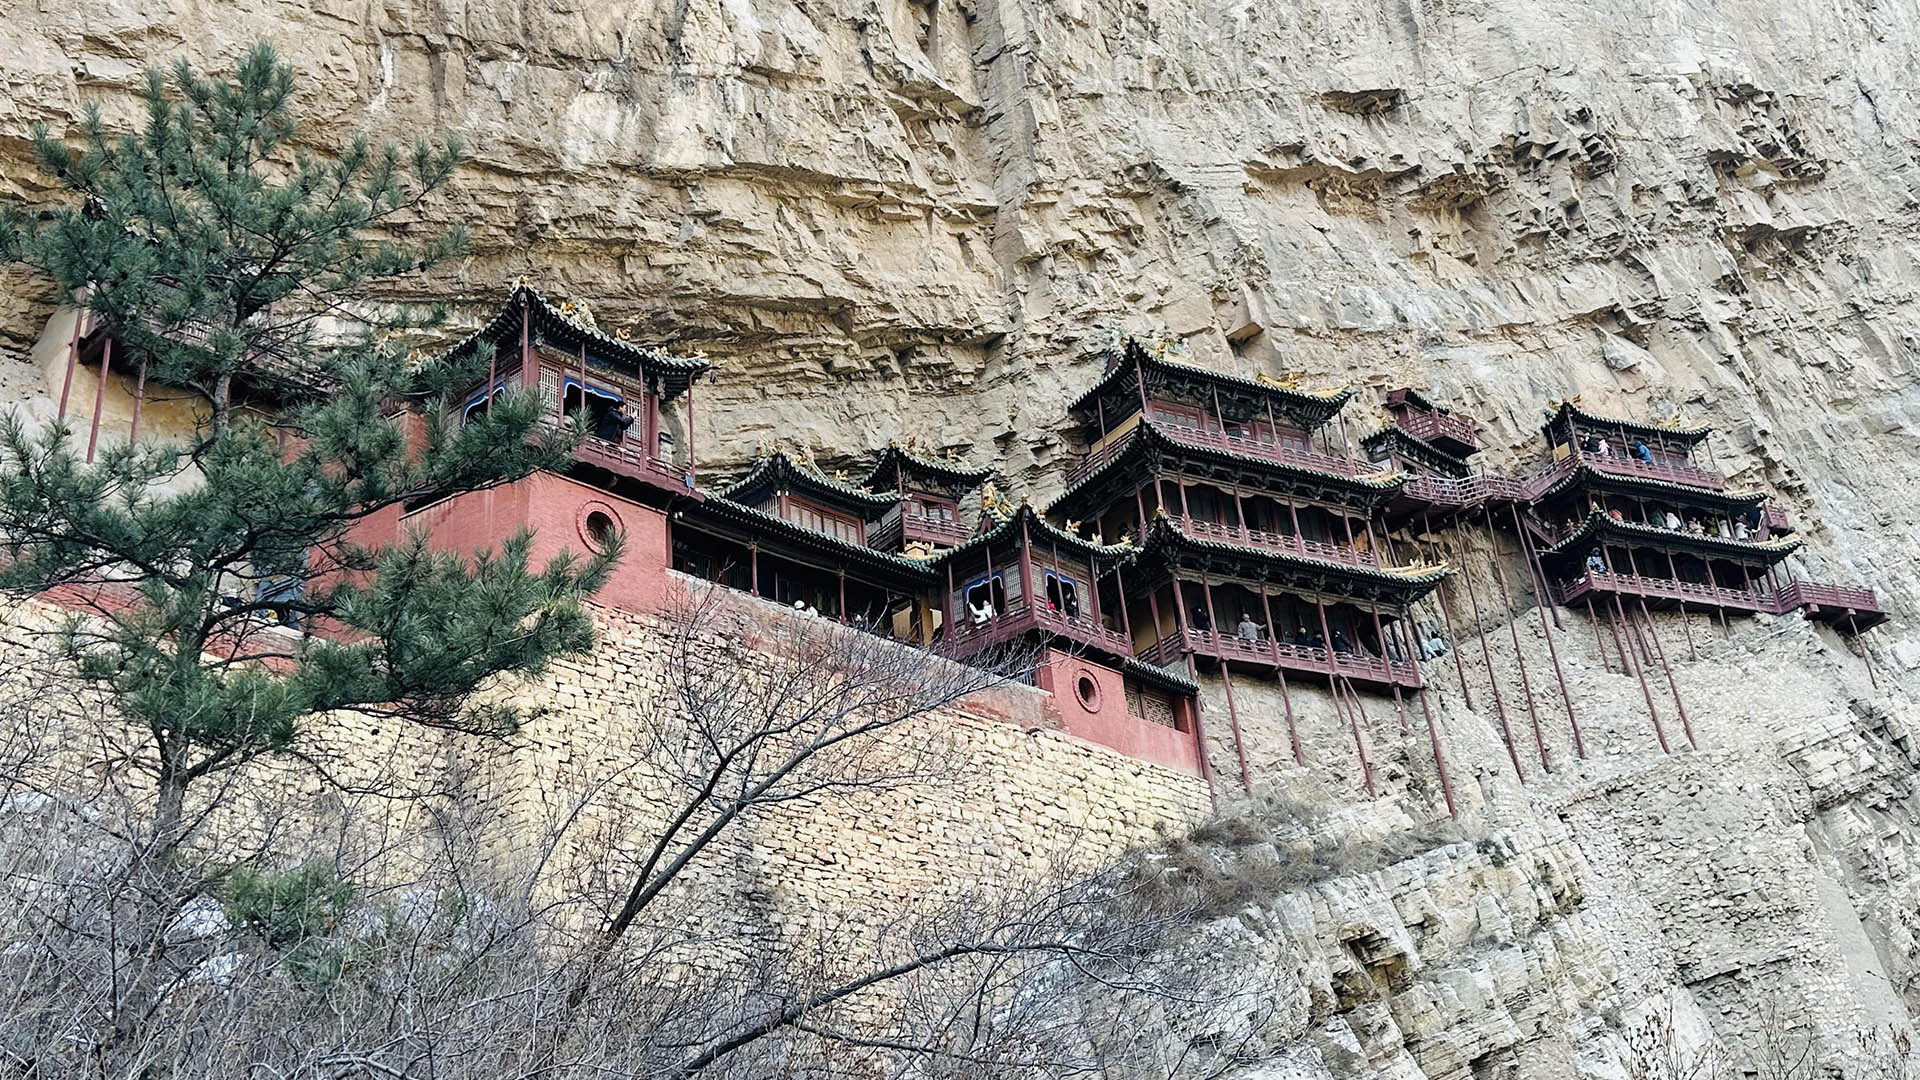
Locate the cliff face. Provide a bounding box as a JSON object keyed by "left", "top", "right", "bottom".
{"left": 4, "top": 0, "right": 1920, "bottom": 1076}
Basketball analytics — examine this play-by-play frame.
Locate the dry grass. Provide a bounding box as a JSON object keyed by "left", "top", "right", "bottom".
{"left": 1121, "top": 795, "right": 1476, "bottom": 919}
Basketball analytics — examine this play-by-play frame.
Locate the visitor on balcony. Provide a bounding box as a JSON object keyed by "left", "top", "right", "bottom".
{"left": 1631, "top": 438, "right": 1653, "bottom": 462}
{"left": 1686, "top": 518, "right": 1706, "bottom": 535}
{"left": 1662, "top": 508, "right": 1683, "bottom": 531}
{"left": 1595, "top": 438, "right": 1614, "bottom": 457}
{"left": 1235, "top": 614, "right": 1262, "bottom": 645}
{"left": 1294, "top": 624, "right": 1323, "bottom": 649}
{"left": 1581, "top": 433, "right": 1602, "bottom": 454}
{"left": 1190, "top": 604, "right": 1212, "bottom": 635}
{"left": 969, "top": 595, "right": 995, "bottom": 625}
{"left": 1733, "top": 518, "right": 1751, "bottom": 540}
{"left": 1711, "top": 519, "right": 1731, "bottom": 539}
{"left": 1330, "top": 627, "right": 1352, "bottom": 655}
{"left": 1606, "top": 507, "right": 1625, "bottom": 522}
{"left": 594, "top": 400, "right": 636, "bottom": 443}
{"left": 1419, "top": 625, "right": 1449, "bottom": 659}
{"left": 1586, "top": 548, "right": 1607, "bottom": 576}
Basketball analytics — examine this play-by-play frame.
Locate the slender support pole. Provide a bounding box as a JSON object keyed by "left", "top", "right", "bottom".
{"left": 1404, "top": 645, "right": 1459, "bottom": 819}
{"left": 128, "top": 361, "right": 147, "bottom": 444}
{"left": 1423, "top": 512, "right": 1475, "bottom": 707}
{"left": 1146, "top": 584, "right": 1167, "bottom": 655}
{"left": 1635, "top": 598, "right": 1694, "bottom": 749}
{"left": 1259, "top": 583, "right": 1304, "bottom": 766}
{"left": 1184, "top": 655, "right": 1218, "bottom": 804}
{"left": 1217, "top": 659, "right": 1252, "bottom": 789}
{"left": 1134, "top": 483, "right": 1151, "bottom": 542}
{"left": 1510, "top": 503, "right": 1584, "bottom": 759}
{"left": 1458, "top": 533, "right": 1524, "bottom": 779}
{"left": 85, "top": 336, "right": 112, "bottom": 463}
{"left": 750, "top": 544, "right": 760, "bottom": 598}
{"left": 1702, "top": 558, "right": 1733, "bottom": 637}
{"left": 685, "top": 384, "right": 697, "bottom": 487}
{"left": 1370, "top": 604, "right": 1409, "bottom": 732}
{"left": 1483, "top": 509, "right": 1548, "bottom": 772}
{"left": 1599, "top": 546, "right": 1669, "bottom": 752}
{"left": 1338, "top": 675, "right": 1377, "bottom": 797}
{"left": 1849, "top": 614, "right": 1879, "bottom": 691}
{"left": 57, "top": 311, "right": 83, "bottom": 421}
{"left": 1113, "top": 562, "right": 1134, "bottom": 643}
{"left": 1586, "top": 596, "right": 1615, "bottom": 671}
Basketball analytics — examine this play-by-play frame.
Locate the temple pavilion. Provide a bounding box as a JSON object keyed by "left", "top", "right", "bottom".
{"left": 1045, "top": 339, "right": 1451, "bottom": 693}
{"left": 1525, "top": 401, "right": 1886, "bottom": 632}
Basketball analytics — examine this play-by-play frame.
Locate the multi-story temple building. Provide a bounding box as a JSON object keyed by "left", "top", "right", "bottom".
{"left": 1045, "top": 340, "right": 1449, "bottom": 698}
{"left": 32, "top": 284, "right": 1891, "bottom": 801}
{"left": 1524, "top": 401, "right": 1885, "bottom": 633}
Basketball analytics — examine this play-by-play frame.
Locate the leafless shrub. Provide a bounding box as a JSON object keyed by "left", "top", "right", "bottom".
{"left": 0, "top": 588, "right": 1275, "bottom": 1079}
{"left": 1121, "top": 793, "right": 1474, "bottom": 918}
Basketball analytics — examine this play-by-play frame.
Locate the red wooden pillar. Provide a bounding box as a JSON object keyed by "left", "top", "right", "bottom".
{"left": 85, "top": 336, "right": 112, "bottom": 463}
{"left": 57, "top": 311, "right": 83, "bottom": 421}
{"left": 1482, "top": 510, "right": 1548, "bottom": 772}
{"left": 129, "top": 362, "right": 147, "bottom": 444}
{"left": 1259, "top": 583, "right": 1304, "bottom": 766}
{"left": 1598, "top": 544, "right": 1670, "bottom": 753}
{"left": 1458, "top": 533, "right": 1523, "bottom": 780}
{"left": 1402, "top": 643, "right": 1459, "bottom": 819}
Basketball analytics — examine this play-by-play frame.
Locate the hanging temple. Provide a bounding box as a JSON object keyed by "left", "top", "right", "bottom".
{"left": 41, "top": 285, "right": 1889, "bottom": 811}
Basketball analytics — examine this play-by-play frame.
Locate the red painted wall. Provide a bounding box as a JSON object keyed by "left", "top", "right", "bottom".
{"left": 387, "top": 473, "right": 676, "bottom": 612}
{"left": 1034, "top": 649, "right": 1203, "bottom": 776}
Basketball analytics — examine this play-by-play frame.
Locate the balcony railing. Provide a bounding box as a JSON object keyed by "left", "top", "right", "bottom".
{"left": 1174, "top": 516, "right": 1381, "bottom": 568}
{"left": 1775, "top": 580, "right": 1880, "bottom": 615}
{"left": 545, "top": 418, "right": 693, "bottom": 492}
{"left": 904, "top": 516, "right": 972, "bottom": 546}
{"left": 1396, "top": 409, "right": 1478, "bottom": 449}
{"left": 1399, "top": 472, "right": 1531, "bottom": 508}
{"left": 1554, "top": 569, "right": 1772, "bottom": 612}
{"left": 1066, "top": 421, "right": 1378, "bottom": 492}
{"left": 945, "top": 596, "right": 1133, "bottom": 658}
{"left": 1580, "top": 448, "right": 1724, "bottom": 490}
{"left": 1761, "top": 504, "right": 1791, "bottom": 534}
{"left": 1136, "top": 627, "right": 1422, "bottom": 689}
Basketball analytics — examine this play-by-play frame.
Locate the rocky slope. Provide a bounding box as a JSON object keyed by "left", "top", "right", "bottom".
{"left": 3, "top": 0, "right": 1919, "bottom": 1076}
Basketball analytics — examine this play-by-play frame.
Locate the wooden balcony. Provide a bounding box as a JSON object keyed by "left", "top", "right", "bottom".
{"left": 904, "top": 515, "right": 973, "bottom": 546}
{"left": 1581, "top": 449, "right": 1724, "bottom": 490}
{"left": 1554, "top": 569, "right": 1774, "bottom": 614}
{"left": 1761, "top": 504, "right": 1791, "bottom": 534}
{"left": 945, "top": 596, "right": 1134, "bottom": 660}
{"left": 1554, "top": 571, "right": 1887, "bottom": 629}
{"left": 1395, "top": 409, "right": 1478, "bottom": 454}
{"left": 1136, "top": 627, "right": 1423, "bottom": 690}
{"left": 1399, "top": 472, "right": 1530, "bottom": 509}
{"left": 1776, "top": 580, "right": 1887, "bottom": 629}
{"left": 1068, "top": 421, "right": 1377, "bottom": 492}
{"left": 571, "top": 431, "right": 695, "bottom": 494}
{"left": 1174, "top": 516, "right": 1381, "bottom": 569}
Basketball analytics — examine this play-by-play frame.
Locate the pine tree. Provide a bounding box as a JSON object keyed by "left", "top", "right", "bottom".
{"left": 0, "top": 43, "right": 613, "bottom": 855}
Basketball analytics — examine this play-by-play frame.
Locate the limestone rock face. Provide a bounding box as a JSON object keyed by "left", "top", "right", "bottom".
{"left": 3, "top": 0, "right": 1920, "bottom": 1077}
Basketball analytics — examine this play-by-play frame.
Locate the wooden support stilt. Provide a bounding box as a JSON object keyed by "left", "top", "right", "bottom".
{"left": 1483, "top": 508, "right": 1549, "bottom": 772}
{"left": 1849, "top": 614, "right": 1878, "bottom": 691}
{"left": 1218, "top": 660, "right": 1253, "bottom": 789}
{"left": 1259, "top": 584, "right": 1305, "bottom": 766}
{"left": 1184, "top": 656, "right": 1219, "bottom": 805}
{"left": 1608, "top": 593, "right": 1670, "bottom": 753}
{"left": 1509, "top": 502, "right": 1584, "bottom": 758}
{"left": 1402, "top": 647, "right": 1459, "bottom": 819}
{"left": 85, "top": 336, "right": 112, "bottom": 463}
{"left": 1458, "top": 533, "right": 1524, "bottom": 780}
{"left": 1332, "top": 674, "right": 1376, "bottom": 798}
{"left": 1586, "top": 596, "right": 1615, "bottom": 672}
{"left": 1635, "top": 597, "right": 1694, "bottom": 748}
{"left": 129, "top": 361, "right": 147, "bottom": 444}
{"left": 1422, "top": 512, "right": 1475, "bottom": 708}
{"left": 57, "top": 311, "right": 83, "bottom": 422}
